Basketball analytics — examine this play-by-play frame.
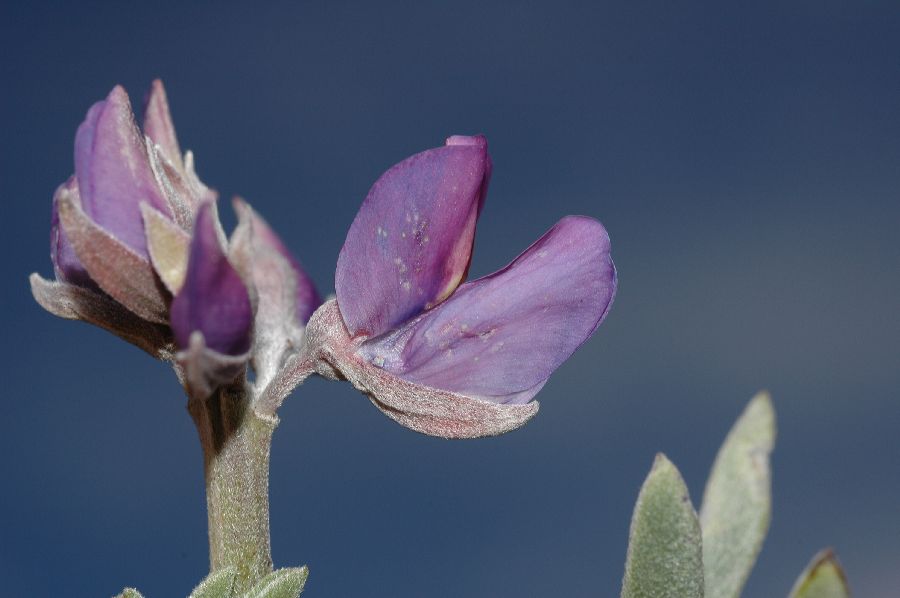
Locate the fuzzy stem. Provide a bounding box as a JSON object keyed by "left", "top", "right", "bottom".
{"left": 188, "top": 380, "right": 277, "bottom": 593}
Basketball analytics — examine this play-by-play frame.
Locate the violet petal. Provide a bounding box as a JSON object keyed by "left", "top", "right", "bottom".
{"left": 170, "top": 202, "right": 253, "bottom": 356}
{"left": 361, "top": 216, "right": 617, "bottom": 404}
{"left": 142, "top": 79, "right": 183, "bottom": 169}
{"left": 240, "top": 199, "right": 321, "bottom": 324}
{"left": 335, "top": 135, "right": 491, "bottom": 338}
{"left": 74, "top": 85, "right": 172, "bottom": 257}
{"left": 302, "top": 299, "right": 538, "bottom": 438}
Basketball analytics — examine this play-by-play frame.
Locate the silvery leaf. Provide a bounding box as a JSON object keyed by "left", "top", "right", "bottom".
{"left": 188, "top": 566, "right": 238, "bottom": 598}
{"left": 621, "top": 454, "right": 704, "bottom": 598}
{"left": 244, "top": 566, "right": 309, "bottom": 598}
{"left": 699, "top": 392, "right": 776, "bottom": 598}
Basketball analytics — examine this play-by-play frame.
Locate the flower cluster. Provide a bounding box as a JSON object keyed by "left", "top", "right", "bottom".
{"left": 32, "top": 81, "right": 320, "bottom": 400}
{"left": 32, "top": 81, "right": 616, "bottom": 438}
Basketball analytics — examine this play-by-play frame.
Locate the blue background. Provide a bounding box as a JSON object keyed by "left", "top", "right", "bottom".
{"left": 2, "top": 2, "right": 898, "bottom": 596}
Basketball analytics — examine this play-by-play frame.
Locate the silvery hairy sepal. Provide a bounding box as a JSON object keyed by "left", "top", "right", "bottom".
{"left": 269, "top": 135, "right": 617, "bottom": 438}
{"left": 30, "top": 80, "right": 321, "bottom": 403}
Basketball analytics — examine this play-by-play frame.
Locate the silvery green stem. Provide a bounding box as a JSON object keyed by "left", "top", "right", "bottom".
{"left": 188, "top": 379, "right": 276, "bottom": 594}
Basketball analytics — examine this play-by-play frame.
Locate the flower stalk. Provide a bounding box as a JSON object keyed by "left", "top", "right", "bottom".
{"left": 32, "top": 80, "right": 618, "bottom": 595}
{"left": 188, "top": 379, "right": 277, "bottom": 594}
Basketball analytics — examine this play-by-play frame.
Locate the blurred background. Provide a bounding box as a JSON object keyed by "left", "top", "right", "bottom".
{"left": 1, "top": 1, "right": 898, "bottom": 596}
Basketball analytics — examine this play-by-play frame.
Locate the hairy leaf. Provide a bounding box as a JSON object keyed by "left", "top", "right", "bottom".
{"left": 699, "top": 392, "right": 776, "bottom": 598}
{"left": 244, "top": 566, "right": 309, "bottom": 598}
{"left": 621, "top": 454, "right": 704, "bottom": 598}
{"left": 189, "top": 566, "right": 238, "bottom": 598}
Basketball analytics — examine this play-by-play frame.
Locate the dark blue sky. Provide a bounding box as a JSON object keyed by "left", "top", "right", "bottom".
{"left": 2, "top": 2, "right": 898, "bottom": 596}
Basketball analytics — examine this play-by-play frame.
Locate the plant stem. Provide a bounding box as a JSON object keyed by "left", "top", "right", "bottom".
{"left": 189, "top": 379, "right": 277, "bottom": 593}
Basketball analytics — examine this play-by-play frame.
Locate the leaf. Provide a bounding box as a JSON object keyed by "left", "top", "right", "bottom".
{"left": 621, "top": 454, "right": 704, "bottom": 598}
{"left": 699, "top": 392, "right": 776, "bottom": 598}
{"left": 188, "top": 566, "right": 238, "bottom": 598}
{"left": 114, "top": 589, "right": 144, "bottom": 598}
{"left": 244, "top": 567, "right": 309, "bottom": 598}
{"left": 788, "top": 549, "right": 850, "bottom": 598}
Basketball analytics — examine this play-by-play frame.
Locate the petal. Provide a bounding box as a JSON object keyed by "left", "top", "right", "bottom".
{"left": 446, "top": 134, "right": 492, "bottom": 216}
{"left": 335, "top": 135, "right": 491, "bottom": 338}
{"left": 141, "top": 202, "right": 190, "bottom": 294}
{"left": 50, "top": 176, "right": 95, "bottom": 288}
{"left": 56, "top": 190, "right": 169, "bottom": 323}
{"left": 170, "top": 202, "right": 253, "bottom": 355}
{"left": 229, "top": 199, "right": 321, "bottom": 392}
{"left": 184, "top": 150, "right": 218, "bottom": 206}
{"left": 142, "top": 79, "right": 183, "bottom": 170}
{"left": 74, "top": 85, "right": 172, "bottom": 257}
{"left": 303, "top": 299, "right": 538, "bottom": 438}
{"left": 238, "top": 199, "right": 321, "bottom": 324}
{"left": 361, "top": 216, "right": 617, "bottom": 404}
{"left": 229, "top": 199, "right": 304, "bottom": 390}
{"left": 146, "top": 138, "right": 194, "bottom": 230}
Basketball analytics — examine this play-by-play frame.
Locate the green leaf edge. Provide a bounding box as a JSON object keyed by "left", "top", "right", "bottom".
{"left": 788, "top": 549, "right": 851, "bottom": 598}
{"left": 188, "top": 566, "right": 238, "bottom": 598}
{"left": 244, "top": 566, "right": 310, "bottom": 598}
{"left": 699, "top": 391, "right": 776, "bottom": 598}
{"left": 621, "top": 453, "right": 705, "bottom": 598}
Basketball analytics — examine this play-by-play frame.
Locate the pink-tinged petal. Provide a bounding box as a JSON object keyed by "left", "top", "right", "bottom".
{"left": 74, "top": 85, "right": 172, "bottom": 257}
{"left": 335, "top": 135, "right": 492, "bottom": 338}
{"left": 446, "top": 134, "right": 492, "bottom": 217}
{"left": 361, "top": 216, "right": 617, "bottom": 404}
{"left": 243, "top": 201, "right": 321, "bottom": 324}
{"left": 50, "top": 176, "right": 94, "bottom": 288}
{"left": 142, "top": 79, "right": 183, "bottom": 170}
{"left": 170, "top": 202, "right": 253, "bottom": 356}
{"left": 299, "top": 299, "right": 538, "bottom": 438}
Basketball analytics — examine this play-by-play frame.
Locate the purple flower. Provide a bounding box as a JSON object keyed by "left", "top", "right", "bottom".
{"left": 170, "top": 202, "right": 253, "bottom": 356}
{"left": 32, "top": 81, "right": 320, "bottom": 401}
{"left": 168, "top": 201, "right": 255, "bottom": 397}
{"left": 74, "top": 85, "right": 174, "bottom": 258}
{"left": 298, "top": 136, "right": 616, "bottom": 438}
{"left": 335, "top": 134, "right": 491, "bottom": 338}
{"left": 43, "top": 82, "right": 206, "bottom": 326}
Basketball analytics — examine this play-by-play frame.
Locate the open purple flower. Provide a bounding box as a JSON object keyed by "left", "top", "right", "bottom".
{"left": 32, "top": 81, "right": 320, "bottom": 402}
{"left": 295, "top": 135, "right": 616, "bottom": 438}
